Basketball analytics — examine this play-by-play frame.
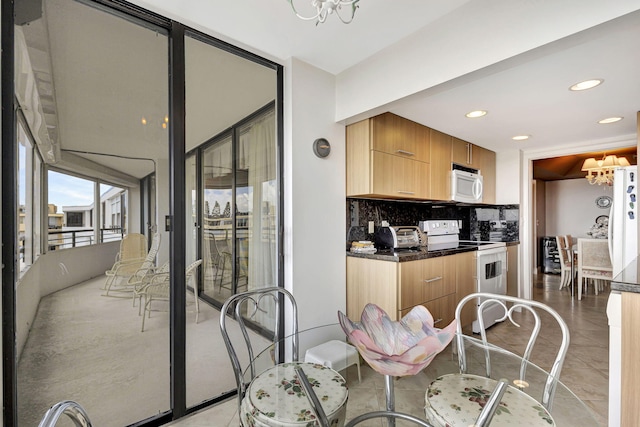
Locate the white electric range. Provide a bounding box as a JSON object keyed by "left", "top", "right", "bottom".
{"left": 419, "top": 219, "right": 507, "bottom": 332}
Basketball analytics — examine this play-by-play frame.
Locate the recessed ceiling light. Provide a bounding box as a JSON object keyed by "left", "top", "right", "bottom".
{"left": 512, "top": 135, "right": 530, "bottom": 141}
{"left": 569, "top": 79, "right": 604, "bottom": 91}
{"left": 598, "top": 116, "right": 623, "bottom": 124}
{"left": 465, "top": 110, "right": 487, "bottom": 118}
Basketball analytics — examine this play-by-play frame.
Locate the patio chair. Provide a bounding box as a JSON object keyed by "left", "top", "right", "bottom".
{"left": 113, "top": 233, "right": 146, "bottom": 263}
{"left": 132, "top": 260, "right": 169, "bottom": 314}
{"left": 140, "top": 259, "right": 202, "bottom": 332}
{"left": 103, "top": 233, "right": 154, "bottom": 294}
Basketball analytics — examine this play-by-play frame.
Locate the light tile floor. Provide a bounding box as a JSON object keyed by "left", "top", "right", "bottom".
{"left": 172, "top": 273, "right": 609, "bottom": 426}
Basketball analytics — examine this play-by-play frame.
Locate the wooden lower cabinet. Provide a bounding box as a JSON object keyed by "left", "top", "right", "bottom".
{"left": 401, "top": 294, "right": 457, "bottom": 327}
{"left": 622, "top": 291, "right": 640, "bottom": 425}
{"left": 347, "top": 253, "right": 474, "bottom": 325}
{"left": 346, "top": 256, "right": 398, "bottom": 321}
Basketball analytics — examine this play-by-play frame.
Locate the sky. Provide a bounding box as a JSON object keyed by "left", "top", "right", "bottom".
{"left": 47, "top": 171, "right": 113, "bottom": 213}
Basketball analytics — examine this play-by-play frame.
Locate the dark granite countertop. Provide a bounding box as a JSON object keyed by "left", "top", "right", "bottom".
{"left": 347, "top": 241, "right": 519, "bottom": 262}
{"left": 611, "top": 257, "right": 640, "bottom": 293}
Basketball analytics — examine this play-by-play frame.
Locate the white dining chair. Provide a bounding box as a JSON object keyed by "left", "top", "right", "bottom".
{"left": 555, "top": 236, "right": 572, "bottom": 290}
{"left": 577, "top": 238, "right": 612, "bottom": 300}
{"left": 424, "top": 292, "right": 570, "bottom": 427}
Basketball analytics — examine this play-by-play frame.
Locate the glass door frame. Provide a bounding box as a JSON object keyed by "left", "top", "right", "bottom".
{"left": 1, "top": 1, "right": 284, "bottom": 425}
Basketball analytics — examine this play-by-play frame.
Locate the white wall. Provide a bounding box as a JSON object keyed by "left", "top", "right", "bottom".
{"left": 285, "top": 58, "right": 346, "bottom": 331}
{"left": 545, "top": 179, "right": 613, "bottom": 239}
{"left": 495, "top": 149, "right": 521, "bottom": 205}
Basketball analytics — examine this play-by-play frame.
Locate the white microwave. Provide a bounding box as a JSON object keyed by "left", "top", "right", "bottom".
{"left": 451, "top": 168, "right": 483, "bottom": 203}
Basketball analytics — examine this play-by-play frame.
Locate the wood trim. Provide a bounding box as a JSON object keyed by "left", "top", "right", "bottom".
{"left": 621, "top": 292, "right": 640, "bottom": 425}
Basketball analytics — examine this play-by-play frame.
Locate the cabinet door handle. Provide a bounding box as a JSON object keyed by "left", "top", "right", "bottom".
{"left": 396, "top": 149, "right": 415, "bottom": 156}
{"left": 433, "top": 318, "right": 443, "bottom": 325}
{"left": 467, "top": 143, "right": 472, "bottom": 164}
{"left": 397, "top": 190, "right": 415, "bottom": 195}
{"left": 424, "top": 276, "right": 443, "bottom": 283}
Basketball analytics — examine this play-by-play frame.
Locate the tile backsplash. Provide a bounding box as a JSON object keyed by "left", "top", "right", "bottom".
{"left": 347, "top": 198, "right": 519, "bottom": 244}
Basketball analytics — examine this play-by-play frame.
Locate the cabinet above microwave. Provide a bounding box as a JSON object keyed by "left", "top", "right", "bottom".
{"left": 345, "top": 112, "right": 495, "bottom": 204}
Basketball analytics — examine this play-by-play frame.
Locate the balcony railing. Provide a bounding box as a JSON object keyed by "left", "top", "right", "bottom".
{"left": 47, "top": 228, "right": 124, "bottom": 250}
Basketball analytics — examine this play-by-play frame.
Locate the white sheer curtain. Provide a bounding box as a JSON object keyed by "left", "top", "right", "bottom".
{"left": 239, "top": 109, "right": 276, "bottom": 291}
{"left": 238, "top": 108, "right": 277, "bottom": 328}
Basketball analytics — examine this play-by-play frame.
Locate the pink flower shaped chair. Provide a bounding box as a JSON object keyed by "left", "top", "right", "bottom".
{"left": 339, "top": 303, "right": 456, "bottom": 427}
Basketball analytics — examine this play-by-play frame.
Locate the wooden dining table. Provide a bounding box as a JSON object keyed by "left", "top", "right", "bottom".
{"left": 241, "top": 324, "right": 600, "bottom": 427}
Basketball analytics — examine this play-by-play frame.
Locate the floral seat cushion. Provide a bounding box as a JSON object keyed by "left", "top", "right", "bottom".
{"left": 241, "top": 362, "right": 348, "bottom": 427}
{"left": 425, "top": 373, "right": 555, "bottom": 427}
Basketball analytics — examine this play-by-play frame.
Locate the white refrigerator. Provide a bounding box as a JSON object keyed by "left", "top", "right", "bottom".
{"left": 608, "top": 165, "right": 638, "bottom": 275}
{"left": 607, "top": 165, "right": 637, "bottom": 427}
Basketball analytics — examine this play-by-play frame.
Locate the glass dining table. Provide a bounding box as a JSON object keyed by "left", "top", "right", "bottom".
{"left": 240, "top": 323, "right": 600, "bottom": 427}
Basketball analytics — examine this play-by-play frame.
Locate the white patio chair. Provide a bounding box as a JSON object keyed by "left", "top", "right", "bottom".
{"left": 140, "top": 259, "right": 202, "bottom": 332}
{"left": 104, "top": 233, "right": 158, "bottom": 296}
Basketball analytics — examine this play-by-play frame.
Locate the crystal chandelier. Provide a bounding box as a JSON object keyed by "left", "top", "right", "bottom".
{"left": 288, "top": 0, "right": 359, "bottom": 25}
{"left": 581, "top": 154, "right": 630, "bottom": 185}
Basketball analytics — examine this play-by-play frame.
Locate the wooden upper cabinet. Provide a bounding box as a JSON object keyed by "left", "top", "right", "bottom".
{"left": 430, "top": 129, "right": 452, "bottom": 200}
{"left": 346, "top": 112, "right": 495, "bottom": 202}
{"left": 346, "top": 113, "right": 430, "bottom": 199}
{"left": 371, "top": 151, "right": 430, "bottom": 199}
{"left": 371, "top": 113, "right": 430, "bottom": 163}
{"left": 452, "top": 137, "right": 481, "bottom": 169}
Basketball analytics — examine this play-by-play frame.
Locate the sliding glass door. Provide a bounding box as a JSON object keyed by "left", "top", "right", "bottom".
{"left": 5, "top": 0, "right": 282, "bottom": 424}
{"left": 183, "top": 30, "right": 278, "bottom": 407}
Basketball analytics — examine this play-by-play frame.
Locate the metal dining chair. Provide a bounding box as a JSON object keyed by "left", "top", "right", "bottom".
{"left": 424, "top": 292, "right": 570, "bottom": 426}
{"left": 220, "top": 287, "right": 347, "bottom": 427}
{"left": 38, "top": 400, "right": 92, "bottom": 427}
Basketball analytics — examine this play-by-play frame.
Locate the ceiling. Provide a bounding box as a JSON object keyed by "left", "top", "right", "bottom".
{"left": 133, "top": 0, "right": 640, "bottom": 156}
{"left": 17, "top": 0, "right": 640, "bottom": 181}
{"left": 532, "top": 146, "right": 637, "bottom": 181}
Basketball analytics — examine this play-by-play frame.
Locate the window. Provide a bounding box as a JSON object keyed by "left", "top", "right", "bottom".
{"left": 66, "top": 212, "right": 84, "bottom": 227}
{"left": 47, "top": 171, "right": 128, "bottom": 248}
{"left": 17, "top": 118, "right": 41, "bottom": 273}
{"left": 101, "top": 184, "right": 126, "bottom": 241}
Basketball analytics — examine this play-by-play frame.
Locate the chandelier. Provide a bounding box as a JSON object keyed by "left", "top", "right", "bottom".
{"left": 287, "top": 0, "right": 359, "bottom": 25}
{"left": 581, "top": 154, "right": 630, "bottom": 185}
